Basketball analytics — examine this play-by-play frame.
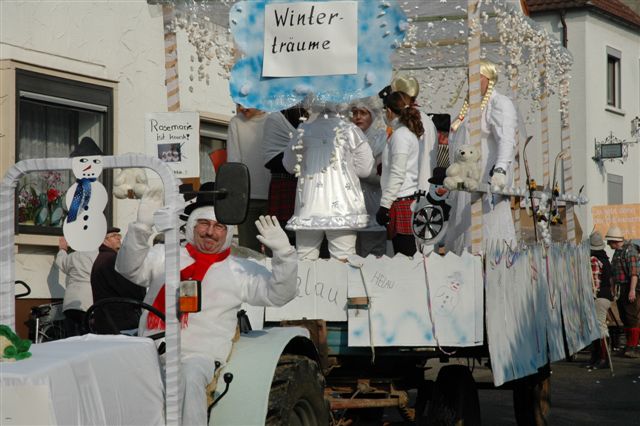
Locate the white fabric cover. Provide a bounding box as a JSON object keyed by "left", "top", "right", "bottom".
{"left": 0, "top": 335, "right": 164, "bottom": 426}
{"left": 283, "top": 114, "right": 374, "bottom": 230}
{"left": 55, "top": 249, "right": 98, "bottom": 312}
{"left": 226, "top": 112, "right": 270, "bottom": 200}
{"left": 444, "top": 90, "right": 518, "bottom": 253}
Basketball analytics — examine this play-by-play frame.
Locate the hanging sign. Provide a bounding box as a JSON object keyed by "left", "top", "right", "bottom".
{"left": 262, "top": 1, "right": 358, "bottom": 77}
{"left": 145, "top": 112, "right": 200, "bottom": 178}
{"left": 591, "top": 203, "right": 640, "bottom": 239}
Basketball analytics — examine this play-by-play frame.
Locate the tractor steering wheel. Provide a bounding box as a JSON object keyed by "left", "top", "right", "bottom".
{"left": 84, "top": 297, "right": 166, "bottom": 344}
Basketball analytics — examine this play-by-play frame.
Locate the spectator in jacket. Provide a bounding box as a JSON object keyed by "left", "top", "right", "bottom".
{"left": 606, "top": 225, "right": 640, "bottom": 358}
{"left": 588, "top": 231, "right": 614, "bottom": 368}
{"left": 54, "top": 237, "right": 98, "bottom": 336}
{"left": 90, "top": 227, "right": 145, "bottom": 333}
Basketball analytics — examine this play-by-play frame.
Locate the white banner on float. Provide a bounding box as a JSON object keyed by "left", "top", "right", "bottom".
{"left": 266, "top": 259, "right": 348, "bottom": 321}
{"left": 262, "top": 1, "right": 358, "bottom": 77}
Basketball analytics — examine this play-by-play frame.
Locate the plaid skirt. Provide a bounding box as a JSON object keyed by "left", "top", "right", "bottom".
{"left": 389, "top": 198, "right": 414, "bottom": 237}
{"left": 267, "top": 175, "right": 297, "bottom": 223}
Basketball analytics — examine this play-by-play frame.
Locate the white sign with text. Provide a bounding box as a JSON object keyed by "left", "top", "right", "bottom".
{"left": 262, "top": 1, "right": 358, "bottom": 77}
{"left": 145, "top": 112, "right": 200, "bottom": 178}
{"left": 266, "top": 259, "right": 348, "bottom": 321}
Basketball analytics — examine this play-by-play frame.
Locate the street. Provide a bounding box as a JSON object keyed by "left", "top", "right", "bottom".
{"left": 374, "top": 349, "right": 640, "bottom": 425}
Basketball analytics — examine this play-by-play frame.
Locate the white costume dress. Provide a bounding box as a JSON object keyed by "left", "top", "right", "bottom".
{"left": 116, "top": 222, "right": 297, "bottom": 425}
{"left": 283, "top": 113, "right": 374, "bottom": 259}
{"left": 444, "top": 90, "right": 518, "bottom": 254}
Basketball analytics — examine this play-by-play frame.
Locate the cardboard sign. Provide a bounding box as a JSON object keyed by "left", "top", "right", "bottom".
{"left": 347, "top": 253, "right": 483, "bottom": 348}
{"left": 266, "top": 260, "right": 348, "bottom": 321}
{"left": 591, "top": 203, "right": 640, "bottom": 240}
{"left": 145, "top": 112, "right": 200, "bottom": 178}
{"left": 262, "top": 1, "right": 358, "bottom": 77}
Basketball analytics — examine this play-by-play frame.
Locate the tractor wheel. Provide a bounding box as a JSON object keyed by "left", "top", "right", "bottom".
{"left": 513, "top": 366, "right": 551, "bottom": 426}
{"left": 425, "top": 365, "right": 481, "bottom": 426}
{"left": 266, "top": 354, "right": 329, "bottom": 426}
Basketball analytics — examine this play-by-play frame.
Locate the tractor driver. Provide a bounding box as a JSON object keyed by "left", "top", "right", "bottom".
{"left": 115, "top": 183, "right": 298, "bottom": 425}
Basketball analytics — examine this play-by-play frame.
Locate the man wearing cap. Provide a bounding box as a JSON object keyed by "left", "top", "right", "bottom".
{"left": 606, "top": 225, "right": 640, "bottom": 358}
{"left": 588, "top": 231, "right": 614, "bottom": 368}
{"left": 115, "top": 183, "right": 298, "bottom": 425}
{"left": 90, "top": 226, "right": 145, "bottom": 333}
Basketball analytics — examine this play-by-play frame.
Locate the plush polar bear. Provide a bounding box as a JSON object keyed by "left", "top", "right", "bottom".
{"left": 113, "top": 168, "right": 149, "bottom": 199}
{"left": 443, "top": 144, "right": 481, "bottom": 191}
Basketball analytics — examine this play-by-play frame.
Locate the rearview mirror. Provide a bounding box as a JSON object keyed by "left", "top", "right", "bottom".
{"left": 214, "top": 162, "right": 250, "bottom": 225}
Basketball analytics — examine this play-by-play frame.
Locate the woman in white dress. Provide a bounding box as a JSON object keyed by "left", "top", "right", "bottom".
{"left": 283, "top": 104, "right": 374, "bottom": 260}
{"left": 444, "top": 60, "right": 518, "bottom": 254}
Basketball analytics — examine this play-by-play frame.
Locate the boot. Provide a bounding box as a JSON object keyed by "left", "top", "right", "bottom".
{"left": 624, "top": 328, "right": 640, "bottom": 358}
{"left": 594, "top": 339, "right": 610, "bottom": 369}
{"left": 586, "top": 339, "right": 599, "bottom": 367}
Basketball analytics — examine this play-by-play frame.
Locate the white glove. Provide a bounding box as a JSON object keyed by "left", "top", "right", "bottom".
{"left": 137, "top": 187, "right": 164, "bottom": 228}
{"left": 490, "top": 170, "right": 507, "bottom": 192}
{"left": 255, "top": 215, "right": 291, "bottom": 255}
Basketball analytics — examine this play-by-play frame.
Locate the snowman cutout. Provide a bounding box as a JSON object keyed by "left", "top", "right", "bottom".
{"left": 63, "top": 137, "right": 108, "bottom": 252}
{"left": 434, "top": 271, "right": 462, "bottom": 316}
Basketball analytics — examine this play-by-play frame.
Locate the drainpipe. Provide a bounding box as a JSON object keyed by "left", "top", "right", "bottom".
{"left": 560, "top": 10, "right": 568, "bottom": 47}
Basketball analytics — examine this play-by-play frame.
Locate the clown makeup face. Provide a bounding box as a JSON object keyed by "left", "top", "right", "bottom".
{"left": 71, "top": 155, "right": 103, "bottom": 179}
{"left": 351, "top": 107, "right": 373, "bottom": 132}
{"left": 193, "top": 219, "right": 228, "bottom": 254}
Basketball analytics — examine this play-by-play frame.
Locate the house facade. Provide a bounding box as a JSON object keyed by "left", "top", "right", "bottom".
{"left": 526, "top": 0, "right": 640, "bottom": 232}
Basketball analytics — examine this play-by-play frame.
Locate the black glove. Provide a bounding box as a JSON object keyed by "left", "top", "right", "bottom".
{"left": 376, "top": 206, "right": 390, "bottom": 226}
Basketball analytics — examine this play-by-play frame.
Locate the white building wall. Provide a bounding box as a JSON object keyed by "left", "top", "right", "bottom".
{"left": 531, "top": 10, "right": 640, "bottom": 236}
{"left": 1, "top": 1, "right": 235, "bottom": 298}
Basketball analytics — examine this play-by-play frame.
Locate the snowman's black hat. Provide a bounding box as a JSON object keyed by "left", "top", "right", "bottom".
{"left": 183, "top": 181, "right": 216, "bottom": 216}
{"left": 428, "top": 167, "right": 447, "bottom": 185}
{"left": 70, "top": 137, "right": 103, "bottom": 157}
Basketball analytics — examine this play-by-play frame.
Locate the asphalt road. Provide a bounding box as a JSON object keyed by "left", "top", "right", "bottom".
{"left": 372, "top": 349, "right": 640, "bottom": 425}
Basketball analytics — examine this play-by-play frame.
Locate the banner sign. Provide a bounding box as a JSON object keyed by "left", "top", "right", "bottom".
{"left": 262, "top": 1, "right": 358, "bottom": 77}
{"left": 145, "top": 112, "right": 200, "bottom": 178}
{"left": 591, "top": 204, "right": 640, "bottom": 240}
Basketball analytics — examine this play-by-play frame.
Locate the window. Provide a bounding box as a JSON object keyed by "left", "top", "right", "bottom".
{"left": 606, "top": 47, "right": 621, "bottom": 108}
{"left": 15, "top": 69, "right": 114, "bottom": 235}
{"left": 607, "top": 174, "right": 623, "bottom": 205}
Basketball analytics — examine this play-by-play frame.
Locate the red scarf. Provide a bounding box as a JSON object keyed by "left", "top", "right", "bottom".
{"left": 147, "top": 244, "right": 231, "bottom": 330}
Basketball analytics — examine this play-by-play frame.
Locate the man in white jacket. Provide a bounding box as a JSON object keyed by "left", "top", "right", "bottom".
{"left": 115, "top": 184, "right": 298, "bottom": 425}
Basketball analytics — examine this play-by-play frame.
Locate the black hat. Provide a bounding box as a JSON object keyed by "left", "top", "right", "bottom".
{"left": 106, "top": 226, "right": 121, "bottom": 234}
{"left": 428, "top": 167, "right": 447, "bottom": 185}
{"left": 70, "top": 137, "right": 103, "bottom": 157}
{"left": 378, "top": 85, "right": 392, "bottom": 106}
{"left": 183, "top": 181, "right": 216, "bottom": 216}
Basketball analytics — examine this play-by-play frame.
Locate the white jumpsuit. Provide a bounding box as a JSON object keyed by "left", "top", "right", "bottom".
{"left": 444, "top": 90, "right": 518, "bottom": 254}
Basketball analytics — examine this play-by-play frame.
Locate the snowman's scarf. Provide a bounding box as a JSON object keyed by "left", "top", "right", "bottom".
{"left": 67, "top": 178, "right": 96, "bottom": 222}
{"left": 146, "top": 244, "right": 231, "bottom": 330}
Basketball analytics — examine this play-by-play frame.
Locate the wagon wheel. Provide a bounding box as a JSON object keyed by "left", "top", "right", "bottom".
{"left": 412, "top": 204, "right": 447, "bottom": 245}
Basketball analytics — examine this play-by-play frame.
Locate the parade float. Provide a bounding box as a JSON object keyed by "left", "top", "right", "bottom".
{"left": 0, "top": 0, "right": 598, "bottom": 425}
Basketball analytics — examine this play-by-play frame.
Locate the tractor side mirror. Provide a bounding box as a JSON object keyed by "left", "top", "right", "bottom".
{"left": 214, "top": 162, "right": 250, "bottom": 225}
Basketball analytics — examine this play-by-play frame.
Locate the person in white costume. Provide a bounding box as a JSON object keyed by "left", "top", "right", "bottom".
{"left": 390, "top": 75, "right": 439, "bottom": 191}
{"left": 115, "top": 183, "right": 298, "bottom": 426}
{"left": 444, "top": 60, "right": 518, "bottom": 254}
{"left": 348, "top": 97, "right": 388, "bottom": 257}
{"left": 283, "top": 104, "right": 374, "bottom": 261}
{"left": 226, "top": 104, "right": 270, "bottom": 252}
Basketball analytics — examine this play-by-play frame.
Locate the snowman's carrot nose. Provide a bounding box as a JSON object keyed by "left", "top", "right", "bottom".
{"left": 83, "top": 165, "right": 92, "bottom": 171}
